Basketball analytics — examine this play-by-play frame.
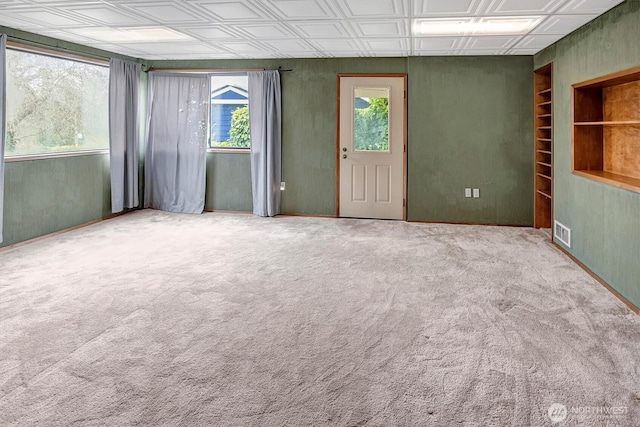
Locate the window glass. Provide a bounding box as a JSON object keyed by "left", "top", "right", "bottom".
{"left": 210, "top": 74, "right": 250, "bottom": 149}
{"left": 353, "top": 87, "right": 390, "bottom": 152}
{"left": 4, "top": 49, "right": 109, "bottom": 157}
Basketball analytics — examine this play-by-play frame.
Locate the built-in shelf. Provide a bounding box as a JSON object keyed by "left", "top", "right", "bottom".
{"left": 537, "top": 189, "right": 552, "bottom": 199}
{"left": 572, "top": 66, "right": 640, "bottom": 194}
{"left": 574, "top": 120, "right": 640, "bottom": 125}
{"left": 534, "top": 63, "right": 553, "bottom": 230}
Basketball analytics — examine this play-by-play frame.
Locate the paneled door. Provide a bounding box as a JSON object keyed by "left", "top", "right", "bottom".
{"left": 338, "top": 75, "right": 406, "bottom": 220}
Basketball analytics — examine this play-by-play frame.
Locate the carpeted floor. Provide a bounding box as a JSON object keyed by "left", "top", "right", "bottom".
{"left": 0, "top": 210, "right": 638, "bottom": 426}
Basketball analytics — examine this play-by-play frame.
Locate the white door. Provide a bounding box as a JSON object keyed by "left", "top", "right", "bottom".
{"left": 338, "top": 76, "right": 405, "bottom": 220}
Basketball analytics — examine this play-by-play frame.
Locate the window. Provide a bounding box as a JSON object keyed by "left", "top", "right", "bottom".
{"left": 5, "top": 48, "right": 109, "bottom": 157}
{"left": 209, "top": 74, "right": 250, "bottom": 149}
{"left": 353, "top": 87, "right": 389, "bottom": 152}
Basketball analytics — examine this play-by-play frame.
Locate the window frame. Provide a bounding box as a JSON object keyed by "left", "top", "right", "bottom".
{"left": 151, "top": 68, "right": 259, "bottom": 154}
{"left": 3, "top": 42, "right": 111, "bottom": 162}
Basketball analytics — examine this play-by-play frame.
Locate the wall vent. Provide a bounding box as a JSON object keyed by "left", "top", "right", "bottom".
{"left": 554, "top": 220, "right": 571, "bottom": 247}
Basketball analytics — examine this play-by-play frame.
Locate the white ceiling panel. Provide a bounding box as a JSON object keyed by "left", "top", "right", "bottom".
{"left": 0, "top": 0, "right": 627, "bottom": 59}
{"left": 464, "top": 35, "right": 519, "bottom": 49}
{"left": 352, "top": 20, "right": 408, "bottom": 37}
{"left": 557, "top": 0, "right": 625, "bottom": 14}
{"left": 337, "top": 0, "right": 407, "bottom": 18}
{"left": 414, "top": 37, "right": 463, "bottom": 51}
{"left": 290, "top": 21, "right": 352, "bottom": 38}
{"left": 413, "top": 0, "right": 482, "bottom": 17}
{"left": 236, "top": 24, "right": 298, "bottom": 38}
{"left": 10, "top": 9, "right": 86, "bottom": 27}
{"left": 194, "top": 1, "right": 272, "bottom": 21}
{"left": 532, "top": 14, "right": 597, "bottom": 34}
{"left": 125, "top": 3, "right": 204, "bottom": 23}
{"left": 64, "top": 5, "right": 151, "bottom": 26}
{"left": 266, "top": 0, "right": 340, "bottom": 19}
{"left": 514, "top": 33, "right": 565, "bottom": 49}
{"left": 486, "top": 0, "right": 564, "bottom": 15}
{"left": 364, "top": 39, "right": 409, "bottom": 51}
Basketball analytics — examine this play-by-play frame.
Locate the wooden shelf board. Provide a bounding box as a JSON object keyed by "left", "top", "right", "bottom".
{"left": 536, "top": 173, "right": 552, "bottom": 180}
{"left": 538, "top": 114, "right": 552, "bottom": 118}
{"left": 574, "top": 120, "right": 640, "bottom": 126}
{"left": 537, "top": 161, "right": 552, "bottom": 167}
{"left": 537, "top": 101, "right": 552, "bottom": 106}
{"left": 537, "top": 126, "right": 552, "bottom": 130}
{"left": 537, "top": 150, "right": 552, "bottom": 155}
{"left": 536, "top": 190, "right": 552, "bottom": 199}
{"left": 537, "top": 88, "right": 552, "bottom": 95}
{"left": 573, "top": 170, "right": 640, "bottom": 194}
{"left": 537, "top": 138, "right": 552, "bottom": 142}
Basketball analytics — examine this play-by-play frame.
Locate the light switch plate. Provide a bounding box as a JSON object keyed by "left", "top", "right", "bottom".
{"left": 280, "top": 182, "right": 286, "bottom": 191}
{"left": 473, "top": 188, "right": 480, "bottom": 198}
{"left": 465, "top": 188, "right": 472, "bottom": 198}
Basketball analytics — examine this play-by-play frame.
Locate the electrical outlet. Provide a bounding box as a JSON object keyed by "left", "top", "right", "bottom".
{"left": 473, "top": 188, "right": 480, "bottom": 198}
{"left": 280, "top": 182, "right": 286, "bottom": 191}
{"left": 465, "top": 188, "right": 472, "bottom": 198}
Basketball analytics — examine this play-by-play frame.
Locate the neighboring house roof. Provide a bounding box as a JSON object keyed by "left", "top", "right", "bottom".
{"left": 355, "top": 97, "right": 371, "bottom": 109}
{"left": 211, "top": 85, "right": 248, "bottom": 104}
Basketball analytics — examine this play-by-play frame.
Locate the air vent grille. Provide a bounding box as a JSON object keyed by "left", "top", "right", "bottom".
{"left": 554, "top": 220, "right": 571, "bottom": 247}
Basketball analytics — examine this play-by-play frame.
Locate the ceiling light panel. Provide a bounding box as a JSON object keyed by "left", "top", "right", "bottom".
{"left": 414, "top": 16, "right": 543, "bottom": 36}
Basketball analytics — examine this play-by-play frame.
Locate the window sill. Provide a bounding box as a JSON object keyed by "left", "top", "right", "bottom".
{"left": 4, "top": 150, "right": 109, "bottom": 163}
{"left": 207, "top": 148, "right": 251, "bottom": 154}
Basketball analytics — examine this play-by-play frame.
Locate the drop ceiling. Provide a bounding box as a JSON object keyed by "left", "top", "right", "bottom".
{"left": 0, "top": 0, "right": 626, "bottom": 60}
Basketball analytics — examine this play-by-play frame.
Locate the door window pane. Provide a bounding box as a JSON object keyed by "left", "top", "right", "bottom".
{"left": 354, "top": 87, "right": 389, "bottom": 152}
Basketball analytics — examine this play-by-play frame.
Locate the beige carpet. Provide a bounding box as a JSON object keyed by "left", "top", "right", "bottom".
{"left": 0, "top": 210, "right": 638, "bottom": 426}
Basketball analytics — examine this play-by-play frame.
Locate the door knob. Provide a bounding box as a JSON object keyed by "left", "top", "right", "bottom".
{"left": 342, "top": 154, "right": 347, "bottom": 159}
{"left": 342, "top": 147, "right": 347, "bottom": 152}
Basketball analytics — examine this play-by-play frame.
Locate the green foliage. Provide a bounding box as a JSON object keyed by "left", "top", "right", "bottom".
{"left": 354, "top": 97, "right": 389, "bottom": 151}
{"left": 228, "top": 105, "right": 250, "bottom": 148}
{"left": 5, "top": 50, "right": 109, "bottom": 155}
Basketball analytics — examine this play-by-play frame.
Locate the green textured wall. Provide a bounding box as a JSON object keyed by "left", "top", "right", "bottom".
{"left": 205, "top": 152, "right": 252, "bottom": 211}
{"left": 1, "top": 154, "right": 111, "bottom": 247}
{"left": 149, "top": 58, "right": 408, "bottom": 215}
{"left": 407, "top": 56, "right": 534, "bottom": 224}
{"left": 150, "top": 56, "right": 533, "bottom": 221}
{"left": 534, "top": 0, "right": 640, "bottom": 309}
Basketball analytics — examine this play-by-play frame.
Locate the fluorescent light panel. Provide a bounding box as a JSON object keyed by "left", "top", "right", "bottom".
{"left": 414, "top": 17, "right": 543, "bottom": 36}
{"left": 70, "top": 27, "right": 193, "bottom": 43}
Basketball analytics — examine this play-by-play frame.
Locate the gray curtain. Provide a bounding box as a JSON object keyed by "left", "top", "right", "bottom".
{"left": 248, "top": 70, "right": 282, "bottom": 217}
{"left": 0, "top": 34, "right": 5, "bottom": 243}
{"left": 109, "top": 58, "right": 141, "bottom": 213}
{"left": 144, "top": 73, "right": 209, "bottom": 214}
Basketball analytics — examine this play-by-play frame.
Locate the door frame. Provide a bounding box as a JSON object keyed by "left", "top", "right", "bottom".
{"left": 336, "top": 73, "right": 408, "bottom": 220}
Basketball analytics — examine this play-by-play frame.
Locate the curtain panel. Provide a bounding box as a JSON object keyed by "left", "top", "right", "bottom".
{"left": 248, "top": 70, "right": 282, "bottom": 217}
{"left": 144, "top": 73, "right": 210, "bottom": 214}
{"left": 109, "top": 58, "right": 141, "bottom": 213}
{"left": 0, "top": 34, "right": 6, "bottom": 243}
